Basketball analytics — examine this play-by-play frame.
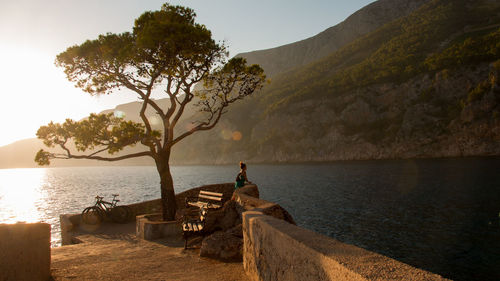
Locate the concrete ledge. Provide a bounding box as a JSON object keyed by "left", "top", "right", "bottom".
{"left": 242, "top": 211, "right": 449, "bottom": 281}
{"left": 136, "top": 213, "right": 181, "bottom": 240}
{"left": 0, "top": 223, "right": 51, "bottom": 281}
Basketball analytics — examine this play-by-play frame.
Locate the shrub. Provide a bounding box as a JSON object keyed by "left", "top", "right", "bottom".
{"left": 467, "top": 80, "right": 491, "bottom": 103}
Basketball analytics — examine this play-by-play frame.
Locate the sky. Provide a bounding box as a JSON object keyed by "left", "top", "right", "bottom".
{"left": 0, "top": 0, "right": 374, "bottom": 147}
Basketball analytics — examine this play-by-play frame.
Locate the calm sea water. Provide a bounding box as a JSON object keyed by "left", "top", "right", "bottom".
{"left": 0, "top": 158, "right": 499, "bottom": 280}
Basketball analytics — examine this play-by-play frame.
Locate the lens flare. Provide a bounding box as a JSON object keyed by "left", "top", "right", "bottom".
{"left": 148, "top": 115, "right": 161, "bottom": 126}
{"left": 114, "top": 110, "right": 126, "bottom": 118}
{"left": 221, "top": 129, "right": 232, "bottom": 140}
{"left": 232, "top": 131, "right": 243, "bottom": 141}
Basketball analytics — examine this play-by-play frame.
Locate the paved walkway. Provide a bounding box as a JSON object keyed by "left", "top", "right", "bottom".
{"left": 51, "top": 223, "right": 249, "bottom": 281}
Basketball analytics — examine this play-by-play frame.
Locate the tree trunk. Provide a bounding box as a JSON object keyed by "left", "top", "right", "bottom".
{"left": 156, "top": 154, "right": 177, "bottom": 221}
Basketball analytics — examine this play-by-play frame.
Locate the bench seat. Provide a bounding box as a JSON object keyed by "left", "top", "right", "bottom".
{"left": 185, "top": 190, "right": 223, "bottom": 210}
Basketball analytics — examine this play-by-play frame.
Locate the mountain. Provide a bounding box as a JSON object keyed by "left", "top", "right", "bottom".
{"left": 238, "top": 0, "right": 429, "bottom": 77}
{"left": 0, "top": 137, "right": 154, "bottom": 169}
{"left": 2, "top": 0, "right": 499, "bottom": 168}
{"left": 171, "top": 0, "right": 500, "bottom": 163}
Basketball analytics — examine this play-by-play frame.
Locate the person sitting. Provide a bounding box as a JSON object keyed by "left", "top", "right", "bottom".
{"left": 235, "top": 161, "right": 251, "bottom": 189}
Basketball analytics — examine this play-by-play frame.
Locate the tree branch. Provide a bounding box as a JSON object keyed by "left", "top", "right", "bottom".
{"left": 63, "top": 151, "right": 152, "bottom": 161}
{"left": 171, "top": 104, "right": 223, "bottom": 146}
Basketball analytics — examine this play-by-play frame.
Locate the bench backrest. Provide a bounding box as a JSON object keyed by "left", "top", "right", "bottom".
{"left": 198, "top": 190, "right": 223, "bottom": 202}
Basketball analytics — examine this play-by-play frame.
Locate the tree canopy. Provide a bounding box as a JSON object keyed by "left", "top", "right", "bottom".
{"left": 36, "top": 3, "right": 266, "bottom": 220}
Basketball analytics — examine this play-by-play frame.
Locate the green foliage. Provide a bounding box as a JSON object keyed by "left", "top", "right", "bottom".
{"left": 134, "top": 4, "right": 221, "bottom": 67}
{"left": 56, "top": 32, "right": 136, "bottom": 95}
{"left": 34, "top": 149, "right": 51, "bottom": 166}
{"left": 467, "top": 79, "right": 491, "bottom": 103}
{"left": 55, "top": 3, "right": 224, "bottom": 96}
{"left": 35, "top": 113, "right": 156, "bottom": 165}
{"left": 425, "top": 28, "right": 500, "bottom": 71}
{"left": 197, "top": 57, "right": 266, "bottom": 109}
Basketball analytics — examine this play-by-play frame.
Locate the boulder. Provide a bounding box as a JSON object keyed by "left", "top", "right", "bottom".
{"left": 235, "top": 185, "right": 260, "bottom": 198}
{"left": 226, "top": 224, "right": 243, "bottom": 238}
{"left": 204, "top": 200, "right": 242, "bottom": 233}
{"left": 261, "top": 204, "right": 296, "bottom": 225}
{"left": 200, "top": 229, "right": 243, "bottom": 262}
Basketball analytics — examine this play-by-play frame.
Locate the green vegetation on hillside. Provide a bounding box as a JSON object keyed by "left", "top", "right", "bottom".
{"left": 425, "top": 28, "right": 500, "bottom": 71}
{"left": 260, "top": 0, "right": 500, "bottom": 115}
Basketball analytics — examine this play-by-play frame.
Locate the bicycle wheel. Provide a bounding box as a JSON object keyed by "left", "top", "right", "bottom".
{"left": 82, "top": 206, "right": 102, "bottom": 225}
{"left": 110, "top": 206, "right": 129, "bottom": 223}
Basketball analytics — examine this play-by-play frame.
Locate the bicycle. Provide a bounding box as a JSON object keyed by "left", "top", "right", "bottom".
{"left": 81, "top": 194, "right": 132, "bottom": 224}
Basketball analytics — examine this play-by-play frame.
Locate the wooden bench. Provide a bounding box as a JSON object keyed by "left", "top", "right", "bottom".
{"left": 185, "top": 190, "right": 224, "bottom": 210}
{"left": 181, "top": 207, "right": 208, "bottom": 249}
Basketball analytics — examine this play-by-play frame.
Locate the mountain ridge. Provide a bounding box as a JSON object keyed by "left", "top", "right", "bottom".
{"left": 237, "top": 0, "right": 429, "bottom": 77}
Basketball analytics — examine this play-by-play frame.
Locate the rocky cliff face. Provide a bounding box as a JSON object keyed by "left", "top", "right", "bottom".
{"left": 237, "top": 0, "right": 429, "bottom": 77}
{"left": 168, "top": 61, "right": 500, "bottom": 164}
{"left": 246, "top": 63, "right": 500, "bottom": 162}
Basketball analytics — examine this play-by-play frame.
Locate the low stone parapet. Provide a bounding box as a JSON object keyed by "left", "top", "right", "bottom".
{"left": 136, "top": 213, "right": 181, "bottom": 240}
{"left": 0, "top": 223, "right": 51, "bottom": 281}
{"left": 242, "top": 211, "right": 449, "bottom": 281}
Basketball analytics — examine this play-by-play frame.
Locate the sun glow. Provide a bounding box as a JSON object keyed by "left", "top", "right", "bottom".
{"left": 0, "top": 168, "right": 48, "bottom": 223}
{"left": 0, "top": 47, "right": 76, "bottom": 146}
{"left": 0, "top": 46, "right": 141, "bottom": 147}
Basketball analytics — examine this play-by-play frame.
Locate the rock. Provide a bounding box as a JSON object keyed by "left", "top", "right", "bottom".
{"left": 200, "top": 230, "right": 243, "bottom": 262}
{"left": 204, "top": 200, "right": 241, "bottom": 233}
{"left": 234, "top": 185, "right": 260, "bottom": 199}
{"left": 226, "top": 224, "right": 243, "bottom": 238}
{"left": 261, "top": 204, "right": 296, "bottom": 225}
{"left": 340, "top": 99, "right": 378, "bottom": 127}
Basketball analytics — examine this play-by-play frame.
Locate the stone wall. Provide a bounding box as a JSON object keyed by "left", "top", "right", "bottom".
{"left": 242, "top": 211, "right": 449, "bottom": 281}
{"left": 0, "top": 223, "right": 51, "bottom": 281}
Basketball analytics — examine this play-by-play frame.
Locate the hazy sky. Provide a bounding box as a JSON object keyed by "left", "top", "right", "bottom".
{"left": 0, "top": 0, "right": 374, "bottom": 146}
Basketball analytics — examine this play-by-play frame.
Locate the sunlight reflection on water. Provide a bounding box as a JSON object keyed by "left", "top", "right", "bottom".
{"left": 0, "top": 168, "right": 48, "bottom": 224}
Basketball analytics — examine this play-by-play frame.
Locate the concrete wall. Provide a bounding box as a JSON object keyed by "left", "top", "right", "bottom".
{"left": 0, "top": 223, "right": 51, "bottom": 281}
{"left": 242, "top": 211, "right": 449, "bottom": 281}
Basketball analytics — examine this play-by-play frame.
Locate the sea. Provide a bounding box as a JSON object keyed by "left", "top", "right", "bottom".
{"left": 0, "top": 157, "right": 499, "bottom": 281}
